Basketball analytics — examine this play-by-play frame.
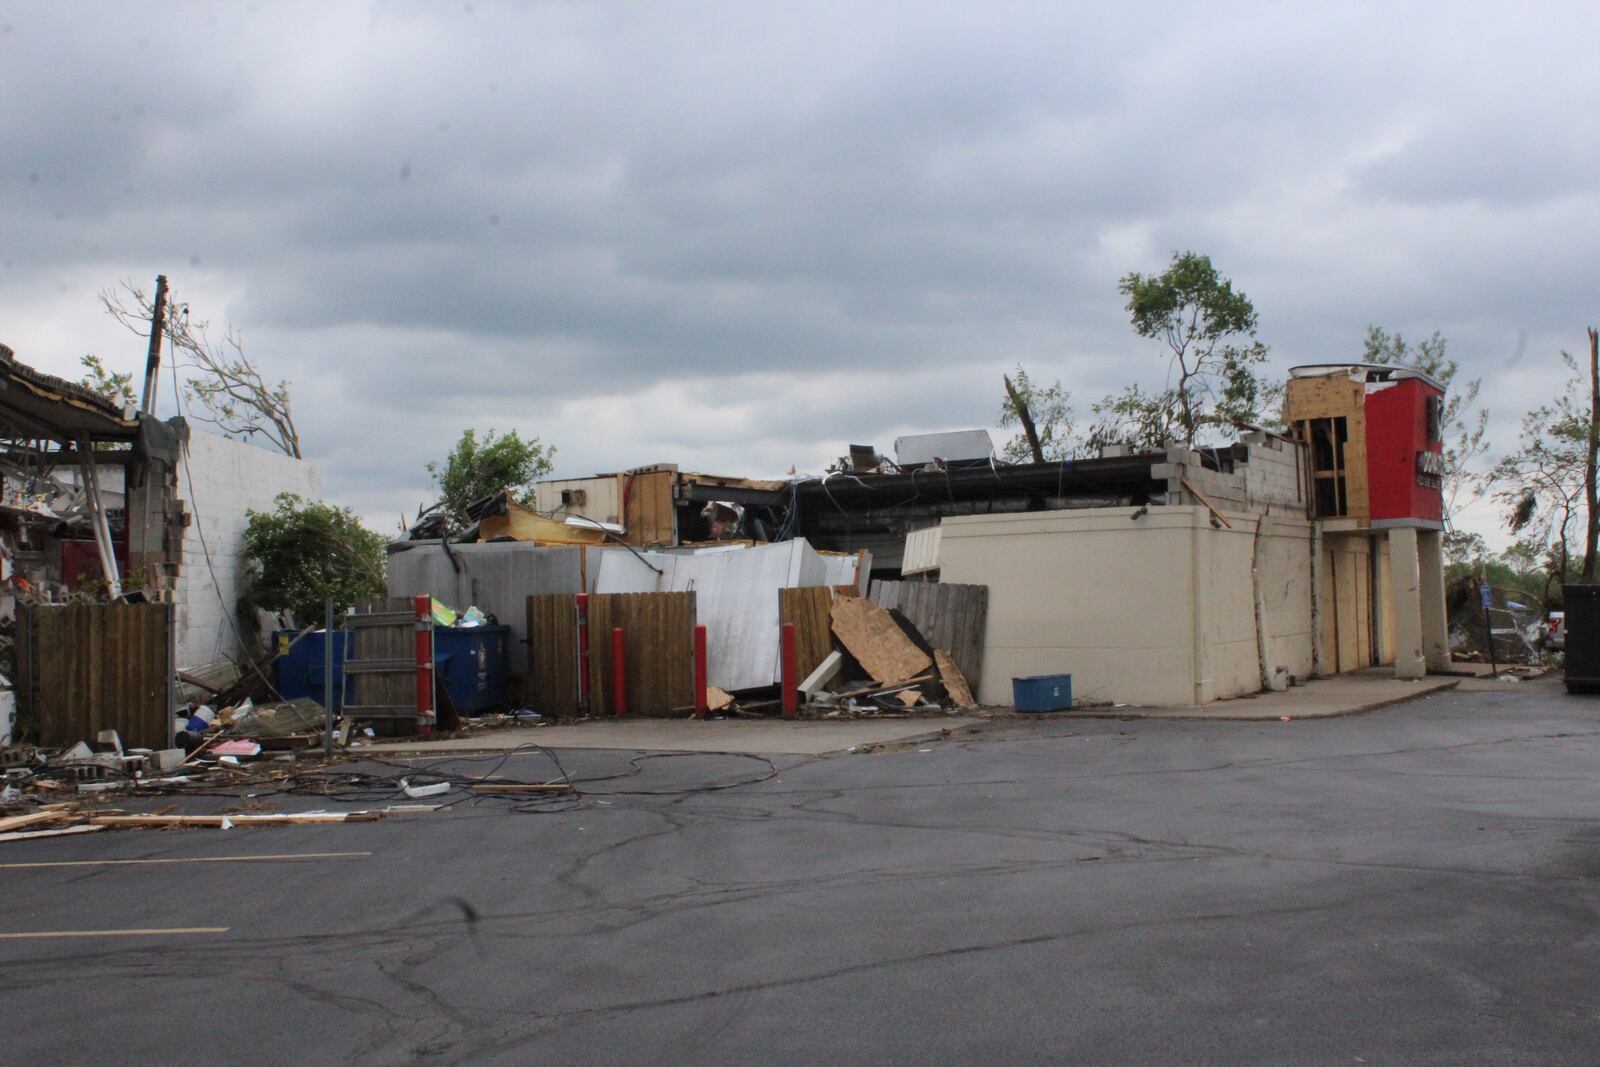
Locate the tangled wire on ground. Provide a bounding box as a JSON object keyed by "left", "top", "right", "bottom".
{"left": 133, "top": 743, "right": 781, "bottom": 816}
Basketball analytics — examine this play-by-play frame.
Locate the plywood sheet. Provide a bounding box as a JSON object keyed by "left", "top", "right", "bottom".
{"left": 867, "top": 580, "right": 988, "bottom": 690}
{"left": 623, "top": 470, "right": 677, "bottom": 547}
{"left": 934, "top": 648, "right": 976, "bottom": 708}
{"left": 830, "top": 596, "right": 932, "bottom": 684}
{"left": 1284, "top": 373, "right": 1364, "bottom": 424}
{"left": 480, "top": 502, "right": 606, "bottom": 545}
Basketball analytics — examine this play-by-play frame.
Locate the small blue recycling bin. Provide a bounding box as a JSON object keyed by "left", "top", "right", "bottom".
{"left": 1012, "top": 674, "right": 1072, "bottom": 713}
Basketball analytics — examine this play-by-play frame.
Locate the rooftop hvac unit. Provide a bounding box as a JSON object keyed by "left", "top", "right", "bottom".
{"left": 893, "top": 429, "right": 995, "bottom": 469}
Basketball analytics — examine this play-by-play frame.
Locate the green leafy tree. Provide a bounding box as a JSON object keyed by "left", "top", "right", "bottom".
{"left": 1113, "top": 251, "right": 1277, "bottom": 446}
{"left": 78, "top": 354, "right": 136, "bottom": 408}
{"left": 1363, "top": 327, "right": 1489, "bottom": 524}
{"left": 1491, "top": 350, "right": 1592, "bottom": 589}
{"left": 241, "top": 493, "right": 387, "bottom": 626}
{"left": 998, "top": 365, "right": 1076, "bottom": 462}
{"left": 1084, "top": 384, "right": 1180, "bottom": 453}
{"left": 428, "top": 428, "right": 556, "bottom": 521}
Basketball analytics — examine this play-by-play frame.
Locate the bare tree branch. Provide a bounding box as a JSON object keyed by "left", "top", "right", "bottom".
{"left": 101, "top": 282, "right": 301, "bottom": 458}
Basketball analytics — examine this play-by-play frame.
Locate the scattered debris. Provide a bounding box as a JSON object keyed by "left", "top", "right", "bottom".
{"left": 934, "top": 649, "right": 976, "bottom": 708}
{"left": 799, "top": 651, "right": 844, "bottom": 700}
{"left": 89, "top": 808, "right": 430, "bottom": 828}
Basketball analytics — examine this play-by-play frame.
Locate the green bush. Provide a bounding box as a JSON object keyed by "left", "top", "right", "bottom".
{"left": 241, "top": 493, "right": 387, "bottom": 627}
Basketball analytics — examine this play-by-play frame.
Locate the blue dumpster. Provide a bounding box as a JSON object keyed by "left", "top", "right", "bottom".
{"left": 274, "top": 629, "right": 348, "bottom": 711}
{"left": 434, "top": 625, "right": 511, "bottom": 713}
{"left": 274, "top": 625, "right": 510, "bottom": 714}
{"left": 1012, "top": 673, "right": 1072, "bottom": 713}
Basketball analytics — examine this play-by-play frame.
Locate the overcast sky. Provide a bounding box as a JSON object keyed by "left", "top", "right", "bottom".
{"left": 2, "top": 1, "right": 1595, "bottom": 543}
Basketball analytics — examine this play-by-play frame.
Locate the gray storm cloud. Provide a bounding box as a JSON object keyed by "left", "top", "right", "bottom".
{"left": 1, "top": 1, "right": 1597, "bottom": 541}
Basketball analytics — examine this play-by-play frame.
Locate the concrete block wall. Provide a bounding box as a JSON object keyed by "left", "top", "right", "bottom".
{"left": 1236, "top": 432, "right": 1305, "bottom": 509}
{"left": 1155, "top": 437, "right": 1305, "bottom": 516}
{"left": 173, "top": 425, "right": 321, "bottom": 671}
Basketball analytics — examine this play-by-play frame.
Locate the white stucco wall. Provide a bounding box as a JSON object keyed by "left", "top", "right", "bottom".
{"left": 173, "top": 425, "right": 321, "bottom": 670}
{"left": 937, "top": 506, "right": 1314, "bottom": 708}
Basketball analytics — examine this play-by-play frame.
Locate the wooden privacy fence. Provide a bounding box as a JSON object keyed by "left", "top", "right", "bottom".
{"left": 17, "top": 601, "right": 172, "bottom": 750}
{"left": 526, "top": 593, "right": 581, "bottom": 718}
{"left": 527, "top": 591, "right": 696, "bottom": 716}
{"left": 779, "top": 586, "right": 834, "bottom": 682}
{"left": 868, "top": 580, "right": 988, "bottom": 690}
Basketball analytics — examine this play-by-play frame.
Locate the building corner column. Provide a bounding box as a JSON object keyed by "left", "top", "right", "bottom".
{"left": 1388, "top": 526, "right": 1425, "bottom": 679}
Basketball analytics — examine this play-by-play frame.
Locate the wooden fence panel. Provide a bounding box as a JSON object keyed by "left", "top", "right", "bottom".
{"left": 868, "top": 580, "right": 988, "bottom": 690}
{"left": 587, "top": 591, "right": 695, "bottom": 716}
{"left": 779, "top": 586, "right": 834, "bottom": 681}
{"left": 526, "top": 594, "right": 580, "bottom": 717}
{"left": 345, "top": 597, "right": 419, "bottom": 720}
{"left": 18, "top": 602, "right": 171, "bottom": 750}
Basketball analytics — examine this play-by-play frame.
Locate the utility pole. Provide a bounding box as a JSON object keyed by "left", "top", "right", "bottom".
{"left": 1583, "top": 326, "right": 1599, "bottom": 583}
{"left": 138, "top": 274, "right": 169, "bottom": 415}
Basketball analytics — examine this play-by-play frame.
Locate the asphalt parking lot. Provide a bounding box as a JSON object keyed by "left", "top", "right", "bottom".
{"left": 3, "top": 679, "right": 1598, "bottom": 1065}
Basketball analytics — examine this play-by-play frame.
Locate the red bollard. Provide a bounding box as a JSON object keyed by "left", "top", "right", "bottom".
{"left": 781, "top": 622, "right": 798, "bottom": 719}
{"left": 575, "top": 593, "right": 590, "bottom": 712}
{"left": 694, "top": 625, "right": 709, "bottom": 719}
{"left": 611, "top": 626, "right": 626, "bottom": 717}
{"left": 412, "top": 595, "right": 436, "bottom": 735}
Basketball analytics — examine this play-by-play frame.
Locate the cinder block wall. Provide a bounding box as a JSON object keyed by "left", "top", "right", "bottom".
{"left": 173, "top": 425, "right": 321, "bottom": 671}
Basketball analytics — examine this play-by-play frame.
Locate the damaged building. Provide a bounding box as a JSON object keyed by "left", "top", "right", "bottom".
{"left": 0, "top": 343, "right": 320, "bottom": 745}
{"left": 394, "top": 362, "right": 1452, "bottom": 712}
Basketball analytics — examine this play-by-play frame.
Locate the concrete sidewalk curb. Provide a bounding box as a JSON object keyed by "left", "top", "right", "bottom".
{"left": 1039, "top": 678, "right": 1461, "bottom": 723}
{"left": 369, "top": 715, "right": 985, "bottom": 758}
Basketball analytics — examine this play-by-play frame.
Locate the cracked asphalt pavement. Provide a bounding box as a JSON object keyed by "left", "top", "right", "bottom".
{"left": 4, "top": 679, "right": 1600, "bottom": 1064}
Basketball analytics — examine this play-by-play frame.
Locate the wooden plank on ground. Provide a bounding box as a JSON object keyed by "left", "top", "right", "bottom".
{"left": 830, "top": 596, "right": 932, "bottom": 684}
{"left": 0, "top": 811, "right": 74, "bottom": 834}
{"left": 0, "top": 825, "right": 105, "bottom": 844}
{"left": 90, "top": 813, "right": 382, "bottom": 827}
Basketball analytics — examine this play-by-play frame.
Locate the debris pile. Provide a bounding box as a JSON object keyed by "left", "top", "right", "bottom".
{"left": 696, "top": 587, "right": 982, "bottom": 720}
{"left": 802, "top": 593, "right": 978, "bottom": 717}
